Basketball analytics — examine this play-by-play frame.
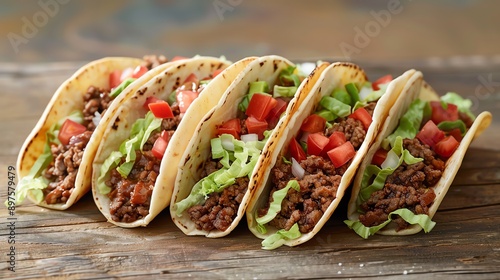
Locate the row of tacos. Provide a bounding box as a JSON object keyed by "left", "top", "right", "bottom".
{"left": 11, "top": 55, "right": 491, "bottom": 249}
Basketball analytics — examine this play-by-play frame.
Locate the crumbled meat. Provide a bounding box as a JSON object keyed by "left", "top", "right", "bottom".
{"left": 82, "top": 86, "right": 112, "bottom": 131}
{"left": 107, "top": 150, "right": 161, "bottom": 223}
{"left": 326, "top": 117, "right": 366, "bottom": 149}
{"left": 141, "top": 55, "right": 169, "bottom": 70}
{"left": 364, "top": 101, "right": 378, "bottom": 116}
{"left": 259, "top": 155, "right": 341, "bottom": 233}
{"left": 359, "top": 138, "right": 445, "bottom": 230}
{"left": 43, "top": 131, "right": 93, "bottom": 204}
{"left": 187, "top": 177, "right": 248, "bottom": 232}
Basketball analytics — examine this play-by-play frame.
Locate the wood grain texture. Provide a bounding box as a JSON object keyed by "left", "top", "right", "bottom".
{"left": 0, "top": 62, "right": 499, "bottom": 279}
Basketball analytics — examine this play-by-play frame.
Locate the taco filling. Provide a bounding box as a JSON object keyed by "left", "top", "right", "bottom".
{"left": 345, "top": 92, "right": 476, "bottom": 238}
{"left": 255, "top": 75, "right": 393, "bottom": 246}
{"left": 98, "top": 68, "right": 222, "bottom": 223}
{"left": 174, "top": 66, "right": 302, "bottom": 232}
{"left": 16, "top": 55, "right": 170, "bottom": 206}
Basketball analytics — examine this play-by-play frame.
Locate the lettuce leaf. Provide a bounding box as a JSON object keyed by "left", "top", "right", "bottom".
{"left": 174, "top": 133, "right": 270, "bottom": 217}
{"left": 261, "top": 223, "right": 301, "bottom": 250}
{"left": 356, "top": 136, "right": 423, "bottom": 209}
{"left": 255, "top": 180, "right": 300, "bottom": 233}
{"left": 110, "top": 78, "right": 136, "bottom": 98}
{"left": 440, "top": 92, "right": 475, "bottom": 120}
{"left": 344, "top": 208, "right": 436, "bottom": 239}
{"left": 96, "top": 151, "right": 123, "bottom": 194}
{"left": 383, "top": 99, "right": 429, "bottom": 150}
{"left": 319, "top": 96, "right": 351, "bottom": 118}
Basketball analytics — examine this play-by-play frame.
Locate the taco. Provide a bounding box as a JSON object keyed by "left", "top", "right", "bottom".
{"left": 245, "top": 62, "right": 418, "bottom": 249}
{"left": 92, "top": 56, "right": 251, "bottom": 227}
{"left": 344, "top": 71, "right": 492, "bottom": 238}
{"left": 13, "top": 55, "right": 174, "bottom": 210}
{"left": 170, "top": 55, "right": 324, "bottom": 237}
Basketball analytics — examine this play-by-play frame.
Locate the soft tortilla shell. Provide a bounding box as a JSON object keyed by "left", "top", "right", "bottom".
{"left": 92, "top": 56, "right": 245, "bottom": 227}
{"left": 347, "top": 72, "right": 492, "bottom": 235}
{"left": 246, "top": 63, "right": 416, "bottom": 247}
{"left": 170, "top": 55, "right": 314, "bottom": 237}
{"left": 17, "top": 57, "right": 146, "bottom": 210}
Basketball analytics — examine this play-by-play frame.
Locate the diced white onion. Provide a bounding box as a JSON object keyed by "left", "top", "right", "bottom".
{"left": 359, "top": 87, "right": 372, "bottom": 101}
{"left": 381, "top": 150, "right": 399, "bottom": 169}
{"left": 291, "top": 158, "right": 305, "bottom": 179}
{"left": 241, "top": 133, "right": 258, "bottom": 143}
{"left": 221, "top": 137, "right": 235, "bottom": 151}
{"left": 92, "top": 111, "right": 101, "bottom": 127}
{"left": 300, "top": 132, "right": 310, "bottom": 143}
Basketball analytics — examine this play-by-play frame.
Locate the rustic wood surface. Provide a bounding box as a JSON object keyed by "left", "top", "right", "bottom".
{"left": 1, "top": 60, "right": 499, "bottom": 279}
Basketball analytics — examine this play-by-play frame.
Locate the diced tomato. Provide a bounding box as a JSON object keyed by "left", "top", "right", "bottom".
{"left": 130, "top": 182, "right": 151, "bottom": 204}
{"left": 171, "top": 56, "right": 188, "bottom": 61}
{"left": 447, "top": 128, "right": 463, "bottom": 142}
{"left": 245, "top": 116, "right": 268, "bottom": 140}
{"left": 217, "top": 118, "right": 241, "bottom": 139}
{"left": 177, "top": 90, "right": 198, "bottom": 113}
{"left": 416, "top": 120, "right": 445, "bottom": 149}
{"left": 372, "top": 74, "right": 392, "bottom": 90}
{"left": 349, "top": 107, "right": 372, "bottom": 130}
{"left": 132, "top": 65, "right": 148, "bottom": 79}
{"left": 266, "top": 98, "right": 288, "bottom": 129}
{"left": 289, "top": 137, "right": 307, "bottom": 162}
{"left": 180, "top": 73, "right": 199, "bottom": 91}
{"left": 246, "top": 94, "right": 278, "bottom": 121}
{"left": 371, "top": 148, "right": 388, "bottom": 166}
{"left": 58, "top": 119, "right": 87, "bottom": 145}
{"left": 143, "top": 96, "right": 160, "bottom": 110}
{"left": 307, "top": 133, "right": 329, "bottom": 156}
{"left": 327, "top": 141, "right": 356, "bottom": 168}
{"left": 321, "top": 131, "right": 346, "bottom": 157}
{"left": 212, "top": 68, "right": 224, "bottom": 78}
{"left": 148, "top": 100, "right": 174, "bottom": 118}
{"left": 430, "top": 101, "right": 459, "bottom": 125}
{"left": 151, "top": 130, "right": 170, "bottom": 159}
{"left": 434, "top": 135, "right": 460, "bottom": 159}
{"left": 109, "top": 70, "right": 122, "bottom": 89}
{"left": 300, "top": 114, "right": 327, "bottom": 133}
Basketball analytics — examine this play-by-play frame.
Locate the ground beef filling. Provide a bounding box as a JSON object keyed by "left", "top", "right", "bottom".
{"left": 42, "top": 86, "right": 112, "bottom": 204}
{"left": 186, "top": 159, "right": 249, "bottom": 232}
{"left": 259, "top": 156, "right": 342, "bottom": 233}
{"left": 106, "top": 104, "right": 182, "bottom": 223}
{"left": 359, "top": 138, "right": 445, "bottom": 230}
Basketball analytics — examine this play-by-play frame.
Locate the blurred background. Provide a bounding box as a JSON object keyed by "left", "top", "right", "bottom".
{"left": 1, "top": 0, "right": 499, "bottom": 65}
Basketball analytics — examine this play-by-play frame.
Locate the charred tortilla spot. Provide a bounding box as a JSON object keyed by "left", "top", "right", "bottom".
{"left": 273, "top": 61, "right": 278, "bottom": 71}
{"left": 158, "top": 78, "right": 162, "bottom": 83}
{"left": 138, "top": 87, "right": 147, "bottom": 96}
{"left": 175, "top": 76, "right": 180, "bottom": 87}
{"left": 173, "top": 152, "right": 179, "bottom": 157}
{"left": 185, "top": 154, "right": 191, "bottom": 162}
{"left": 259, "top": 61, "right": 264, "bottom": 67}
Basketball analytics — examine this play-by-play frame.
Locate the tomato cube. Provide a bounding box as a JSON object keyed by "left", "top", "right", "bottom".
{"left": 148, "top": 100, "right": 174, "bottom": 119}
{"left": 289, "top": 137, "right": 307, "bottom": 162}
{"left": 430, "top": 101, "right": 459, "bottom": 124}
{"left": 349, "top": 107, "right": 372, "bottom": 130}
{"left": 217, "top": 118, "right": 241, "bottom": 139}
{"left": 58, "top": 119, "right": 87, "bottom": 145}
{"left": 307, "top": 133, "right": 330, "bottom": 156}
{"left": 416, "top": 120, "right": 445, "bottom": 149}
{"left": 246, "top": 93, "right": 278, "bottom": 121}
{"left": 327, "top": 141, "right": 356, "bottom": 168}
{"left": 434, "top": 135, "right": 460, "bottom": 159}
{"left": 300, "top": 114, "right": 327, "bottom": 133}
{"left": 245, "top": 116, "right": 268, "bottom": 140}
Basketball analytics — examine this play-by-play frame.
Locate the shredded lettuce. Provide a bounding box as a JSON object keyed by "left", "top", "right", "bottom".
{"left": 356, "top": 137, "right": 423, "bottom": 209}
{"left": 437, "top": 120, "right": 467, "bottom": 135}
{"left": 383, "top": 99, "right": 430, "bottom": 150}
{"left": 110, "top": 78, "right": 136, "bottom": 98}
{"left": 279, "top": 66, "right": 300, "bottom": 87}
{"left": 6, "top": 111, "right": 84, "bottom": 206}
{"left": 319, "top": 96, "right": 351, "bottom": 118}
{"left": 440, "top": 92, "right": 475, "bottom": 120}
{"left": 344, "top": 208, "right": 436, "bottom": 239}
{"left": 96, "top": 151, "right": 122, "bottom": 194}
{"left": 97, "top": 111, "right": 163, "bottom": 193}
{"left": 273, "top": 85, "right": 297, "bottom": 97}
{"left": 261, "top": 223, "right": 301, "bottom": 250}
{"left": 256, "top": 180, "right": 300, "bottom": 233}
{"left": 174, "top": 133, "right": 270, "bottom": 216}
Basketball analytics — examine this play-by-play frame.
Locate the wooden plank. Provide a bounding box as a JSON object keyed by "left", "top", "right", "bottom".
{"left": 1, "top": 62, "right": 499, "bottom": 279}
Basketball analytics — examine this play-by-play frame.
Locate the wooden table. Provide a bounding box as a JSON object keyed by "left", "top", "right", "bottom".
{"left": 1, "top": 59, "right": 499, "bottom": 279}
